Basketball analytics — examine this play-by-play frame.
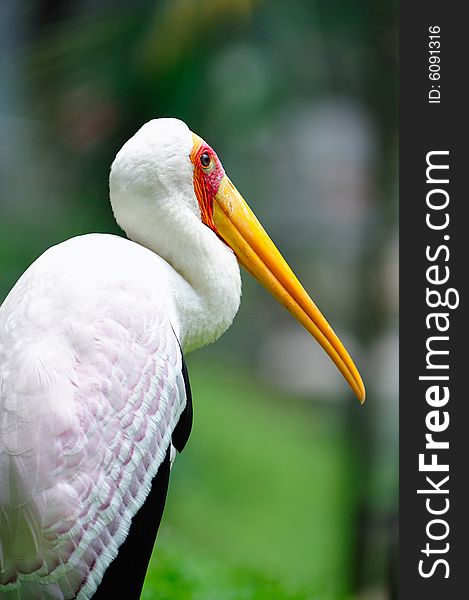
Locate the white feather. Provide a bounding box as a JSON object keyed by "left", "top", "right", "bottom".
{"left": 0, "top": 118, "right": 242, "bottom": 599}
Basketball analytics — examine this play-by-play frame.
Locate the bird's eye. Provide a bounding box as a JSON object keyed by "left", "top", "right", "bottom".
{"left": 200, "top": 153, "right": 211, "bottom": 168}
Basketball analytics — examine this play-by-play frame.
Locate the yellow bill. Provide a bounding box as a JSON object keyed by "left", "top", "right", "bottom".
{"left": 213, "top": 175, "right": 366, "bottom": 403}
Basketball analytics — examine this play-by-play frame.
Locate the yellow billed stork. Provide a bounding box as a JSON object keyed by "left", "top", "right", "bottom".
{"left": 0, "top": 118, "right": 365, "bottom": 599}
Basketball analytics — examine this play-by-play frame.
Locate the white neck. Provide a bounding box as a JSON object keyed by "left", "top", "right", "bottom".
{"left": 109, "top": 118, "right": 242, "bottom": 353}
{"left": 163, "top": 216, "right": 242, "bottom": 355}
{"left": 112, "top": 192, "right": 242, "bottom": 354}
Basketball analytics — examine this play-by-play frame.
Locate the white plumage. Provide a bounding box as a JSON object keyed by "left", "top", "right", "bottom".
{"left": 0, "top": 119, "right": 241, "bottom": 599}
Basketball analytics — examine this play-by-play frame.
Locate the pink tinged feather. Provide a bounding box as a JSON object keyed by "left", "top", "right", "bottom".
{"left": 1, "top": 236, "right": 189, "bottom": 599}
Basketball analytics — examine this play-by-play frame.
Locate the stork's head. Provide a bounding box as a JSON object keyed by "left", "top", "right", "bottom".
{"left": 110, "top": 118, "right": 365, "bottom": 402}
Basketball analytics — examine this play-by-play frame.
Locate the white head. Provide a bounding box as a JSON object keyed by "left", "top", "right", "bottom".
{"left": 109, "top": 118, "right": 365, "bottom": 401}
{"left": 110, "top": 119, "right": 200, "bottom": 248}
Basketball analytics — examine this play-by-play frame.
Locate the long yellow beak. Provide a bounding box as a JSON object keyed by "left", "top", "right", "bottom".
{"left": 213, "top": 175, "right": 366, "bottom": 403}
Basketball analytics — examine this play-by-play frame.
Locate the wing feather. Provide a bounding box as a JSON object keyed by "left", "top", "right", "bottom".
{"left": 0, "top": 237, "right": 187, "bottom": 599}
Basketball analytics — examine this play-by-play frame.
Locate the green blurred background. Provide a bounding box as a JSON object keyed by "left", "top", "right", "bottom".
{"left": 0, "top": 1, "right": 398, "bottom": 598}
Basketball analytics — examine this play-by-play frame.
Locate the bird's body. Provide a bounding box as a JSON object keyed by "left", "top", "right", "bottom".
{"left": 0, "top": 230, "right": 239, "bottom": 599}
{"left": 0, "top": 118, "right": 364, "bottom": 599}
{"left": 0, "top": 237, "right": 179, "bottom": 598}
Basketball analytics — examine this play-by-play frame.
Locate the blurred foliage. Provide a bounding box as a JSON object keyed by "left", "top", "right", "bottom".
{"left": 0, "top": 0, "right": 397, "bottom": 598}
{"left": 143, "top": 360, "right": 360, "bottom": 599}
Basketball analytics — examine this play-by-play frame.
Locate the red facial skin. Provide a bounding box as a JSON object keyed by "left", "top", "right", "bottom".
{"left": 190, "top": 140, "right": 225, "bottom": 233}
